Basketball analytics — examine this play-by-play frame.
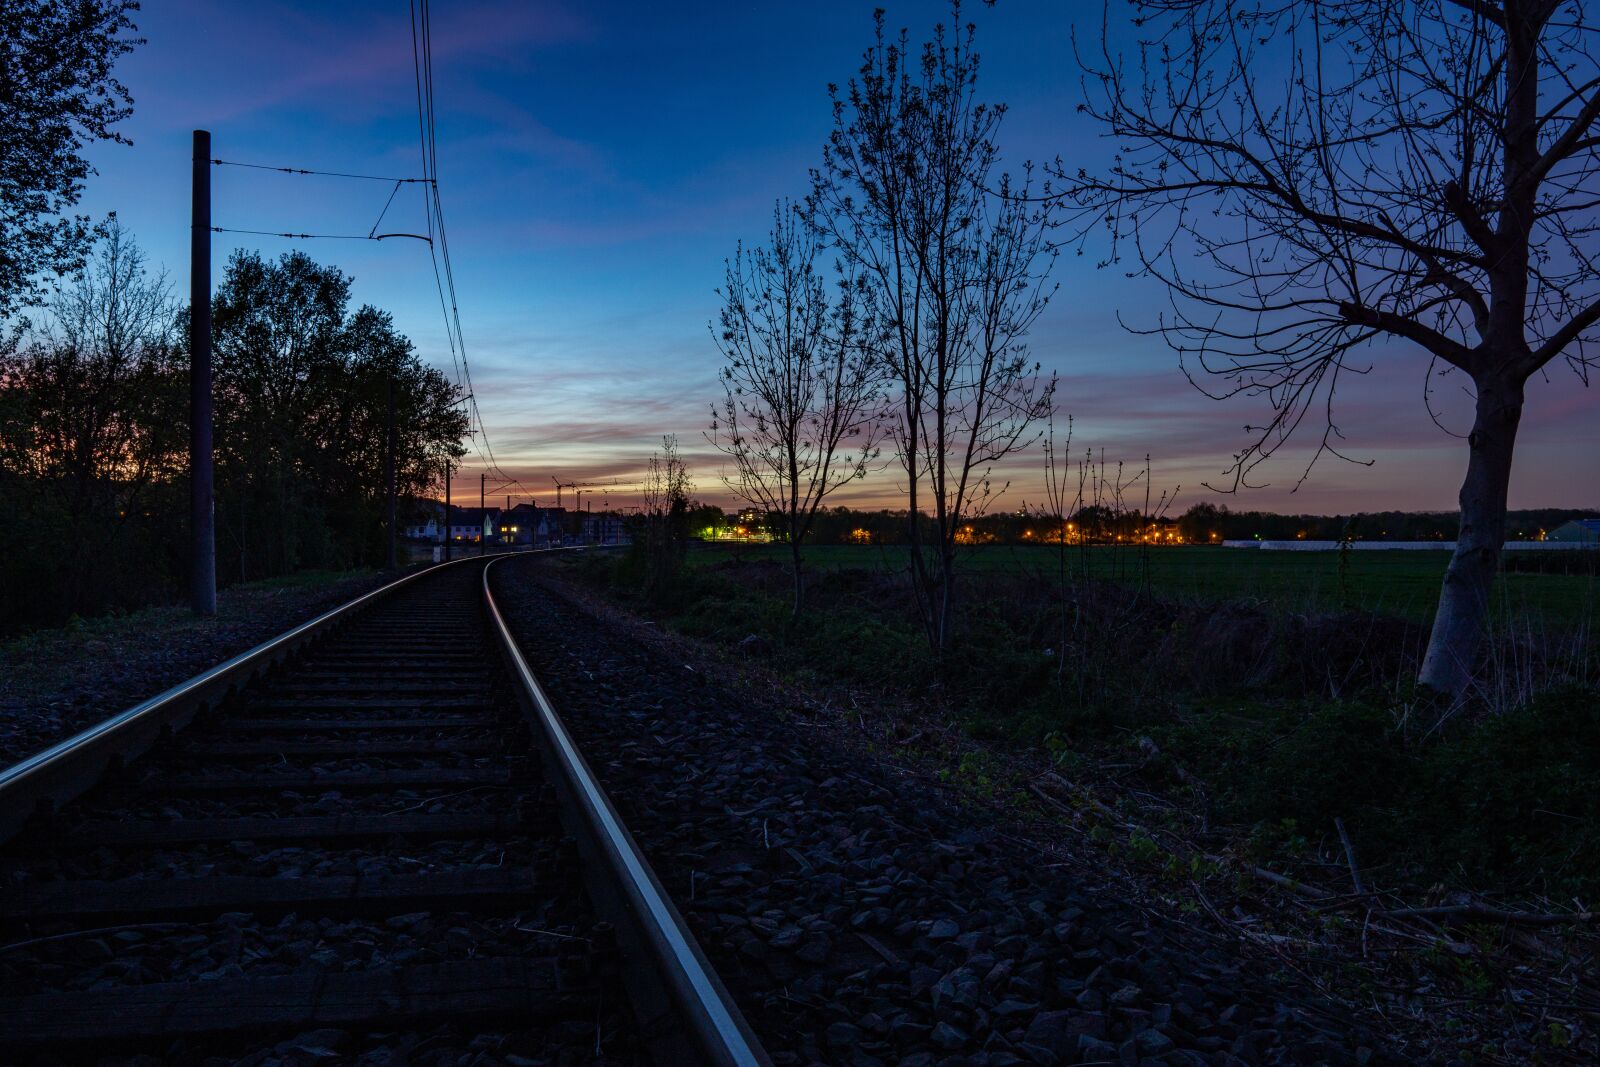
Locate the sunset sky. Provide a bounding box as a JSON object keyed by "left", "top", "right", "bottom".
{"left": 78, "top": 0, "right": 1597, "bottom": 515}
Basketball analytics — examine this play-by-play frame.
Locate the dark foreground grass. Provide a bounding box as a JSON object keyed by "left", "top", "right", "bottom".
{"left": 694, "top": 541, "right": 1599, "bottom": 626}
{"left": 580, "top": 546, "right": 1600, "bottom": 903}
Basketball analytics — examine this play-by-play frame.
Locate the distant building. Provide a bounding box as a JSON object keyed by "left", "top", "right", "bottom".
{"left": 540, "top": 506, "right": 570, "bottom": 546}
{"left": 580, "top": 513, "right": 629, "bottom": 545}
{"left": 498, "top": 503, "right": 542, "bottom": 546}
{"left": 402, "top": 504, "right": 497, "bottom": 543}
{"left": 702, "top": 507, "right": 771, "bottom": 542}
{"left": 1547, "top": 518, "right": 1600, "bottom": 544}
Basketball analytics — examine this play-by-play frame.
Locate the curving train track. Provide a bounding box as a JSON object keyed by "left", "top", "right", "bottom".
{"left": 0, "top": 554, "right": 768, "bottom": 1066}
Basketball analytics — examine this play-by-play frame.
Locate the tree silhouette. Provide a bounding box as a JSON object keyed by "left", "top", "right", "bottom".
{"left": 1071, "top": 0, "right": 1600, "bottom": 696}
{"left": 709, "top": 200, "right": 885, "bottom": 619}
{"left": 810, "top": 5, "right": 1059, "bottom": 653}
{"left": 0, "top": 0, "right": 140, "bottom": 318}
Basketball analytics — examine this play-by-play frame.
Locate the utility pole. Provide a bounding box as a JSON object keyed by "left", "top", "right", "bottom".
{"left": 385, "top": 375, "right": 396, "bottom": 570}
{"left": 480, "top": 472, "right": 486, "bottom": 556}
{"left": 189, "top": 130, "right": 217, "bottom": 616}
{"left": 443, "top": 460, "right": 452, "bottom": 563}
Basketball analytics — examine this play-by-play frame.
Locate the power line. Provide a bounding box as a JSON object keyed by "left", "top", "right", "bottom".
{"left": 211, "top": 225, "right": 433, "bottom": 244}
{"left": 203, "top": 5, "right": 532, "bottom": 500}
{"left": 410, "top": 0, "right": 508, "bottom": 485}
{"left": 211, "top": 158, "right": 430, "bottom": 183}
{"left": 369, "top": 181, "right": 404, "bottom": 238}
{"left": 211, "top": 226, "right": 374, "bottom": 241}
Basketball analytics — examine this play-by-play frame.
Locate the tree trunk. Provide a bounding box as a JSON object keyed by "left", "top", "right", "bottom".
{"left": 935, "top": 544, "right": 957, "bottom": 654}
{"left": 789, "top": 537, "right": 804, "bottom": 622}
{"left": 1418, "top": 374, "right": 1525, "bottom": 698}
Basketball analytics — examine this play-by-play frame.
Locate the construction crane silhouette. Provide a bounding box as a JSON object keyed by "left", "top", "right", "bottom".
{"left": 551, "top": 477, "right": 633, "bottom": 511}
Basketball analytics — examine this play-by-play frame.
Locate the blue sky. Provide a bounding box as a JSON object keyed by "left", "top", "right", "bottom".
{"left": 77, "top": 0, "right": 1596, "bottom": 513}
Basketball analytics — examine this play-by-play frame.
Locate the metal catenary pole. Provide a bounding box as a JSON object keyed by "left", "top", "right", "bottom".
{"left": 189, "top": 130, "right": 217, "bottom": 616}
{"left": 480, "top": 472, "right": 486, "bottom": 556}
{"left": 385, "top": 375, "right": 397, "bottom": 569}
{"left": 443, "top": 461, "right": 452, "bottom": 563}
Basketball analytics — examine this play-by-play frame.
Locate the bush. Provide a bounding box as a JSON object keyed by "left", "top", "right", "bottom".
{"left": 579, "top": 548, "right": 1600, "bottom": 898}
{"left": 1154, "top": 692, "right": 1600, "bottom": 896}
{"left": 1418, "top": 688, "right": 1600, "bottom": 895}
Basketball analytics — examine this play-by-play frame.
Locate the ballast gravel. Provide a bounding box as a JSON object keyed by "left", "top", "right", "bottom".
{"left": 493, "top": 558, "right": 1395, "bottom": 1067}
{"left": 0, "top": 571, "right": 397, "bottom": 768}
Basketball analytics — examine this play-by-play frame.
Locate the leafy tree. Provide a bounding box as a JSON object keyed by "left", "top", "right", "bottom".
{"left": 1072, "top": 0, "right": 1600, "bottom": 697}
{"left": 709, "top": 200, "right": 885, "bottom": 619}
{"left": 0, "top": 0, "right": 140, "bottom": 319}
{"left": 210, "top": 249, "right": 467, "bottom": 579}
{"left": 1177, "top": 502, "right": 1229, "bottom": 545}
{"left": 0, "top": 223, "right": 184, "bottom": 625}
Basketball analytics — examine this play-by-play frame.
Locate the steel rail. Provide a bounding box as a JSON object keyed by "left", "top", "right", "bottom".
{"left": 0, "top": 554, "right": 496, "bottom": 845}
{"left": 482, "top": 557, "right": 772, "bottom": 1067}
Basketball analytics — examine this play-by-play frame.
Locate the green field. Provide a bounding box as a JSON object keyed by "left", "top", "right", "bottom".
{"left": 691, "top": 542, "right": 1598, "bottom": 626}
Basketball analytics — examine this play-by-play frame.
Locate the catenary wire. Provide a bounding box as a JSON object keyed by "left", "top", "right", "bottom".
{"left": 205, "top": 6, "right": 542, "bottom": 501}
{"left": 211, "top": 158, "right": 430, "bottom": 183}
{"left": 211, "top": 226, "right": 375, "bottom": 241}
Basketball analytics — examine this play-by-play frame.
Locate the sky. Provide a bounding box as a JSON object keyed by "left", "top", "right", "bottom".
{"left": 75, "top": 0, "right": 1597, "bottom": 515}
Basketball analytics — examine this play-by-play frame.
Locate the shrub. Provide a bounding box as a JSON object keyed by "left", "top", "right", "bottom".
{"left": 1418, "top": 688, "right": 1600, "bottom": 895}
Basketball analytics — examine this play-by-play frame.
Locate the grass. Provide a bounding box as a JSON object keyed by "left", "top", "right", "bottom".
{"left": 692, "top": 542, "right": 1598, "bottom": 627}
{"left": 579, "top": 541, "right": 1599, "bottom": 1060}
{"left": 579, "top": 541, "right": 1600, "bottom": 901}
{"left": 0, "top": 566, "right": 388, "bottom": 766}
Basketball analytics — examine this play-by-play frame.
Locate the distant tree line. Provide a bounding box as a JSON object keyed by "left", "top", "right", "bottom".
{"left": 734, "top": 503, "right": 1591, "bottom": 549}
{"left": 1171, "top": 504, "right": 1589, "bottom": 546}
{"left": 1, "top": 4, "right": 470, "bottom": 632}
{"left": 0, "top": 229, "right": 468, "bottom": 633}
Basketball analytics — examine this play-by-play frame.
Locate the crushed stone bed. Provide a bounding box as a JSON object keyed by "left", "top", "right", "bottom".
{"left": 493, "top": 556, "right": 1397, "bottom": 1067}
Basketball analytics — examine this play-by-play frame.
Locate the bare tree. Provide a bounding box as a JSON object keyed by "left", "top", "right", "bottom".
{"left": 1070, "top": 0, "right": 1600, "bottom": 698}
{"left": 637, "top": 434, "right": 694, "bottom": 600}
{"left": 709, "top": 200, "right": 885, "bottom": 618}
{"left": 810, "top": 4, "right": 1059, "bottom": 653}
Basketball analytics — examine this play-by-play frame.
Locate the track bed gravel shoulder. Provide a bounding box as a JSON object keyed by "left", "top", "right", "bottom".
{"left": 493, "top": 556, "right": 1395, "bottom": 1067}
{"left": 0, "top": 570, "right": 395, "bottom": 767}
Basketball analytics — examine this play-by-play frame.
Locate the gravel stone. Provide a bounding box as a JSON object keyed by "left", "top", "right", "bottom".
{"left": 487, "top": 559, "right": 1401, "bottom": 1066}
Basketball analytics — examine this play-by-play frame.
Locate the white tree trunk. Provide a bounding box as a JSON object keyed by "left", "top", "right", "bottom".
{"left": 1418, "top": 375, "right": 1525, "bottom": 698}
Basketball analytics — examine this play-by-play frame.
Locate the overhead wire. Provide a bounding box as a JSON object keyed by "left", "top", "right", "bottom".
{"left": 409, "top": 0, "right": 538, "bottom": 501}
{"left": 202, "top": 5, "right": 545, "bottom": 506}
{"left": 368, "top": 181, "right": 404, "bottom": 239}
{"left": 211, "top": 158, "right": 430, "bottom": 183}
{"left": 210, "top": 226, "right": 375, "bottom": 241}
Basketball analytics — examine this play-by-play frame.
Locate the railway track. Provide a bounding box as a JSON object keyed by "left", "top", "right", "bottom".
{"left": 0, "top": 555, "right": 768, "bottom": 1065}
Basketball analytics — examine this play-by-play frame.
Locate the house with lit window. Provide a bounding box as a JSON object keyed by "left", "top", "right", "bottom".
{"left": 498, "top": 503, "right": 540, "bottom": 546}
{"left": 402, "top": 504, "right": 497, "bottom": 543}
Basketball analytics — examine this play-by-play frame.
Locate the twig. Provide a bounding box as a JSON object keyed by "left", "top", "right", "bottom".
{"left": 512, "top": 923, "right": 590, "bottom": 944}
{"left": 1334, "top": 817, "right": 1369, "bottom": 897}
{"left": 1373, "top": 904, "right": 1596, "bottom": 927}
{"left": 382, "top": 785, "right": 494, "bottom": 815}
{"left": 0, "top": 921, "right": 186, "bottom": 955}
